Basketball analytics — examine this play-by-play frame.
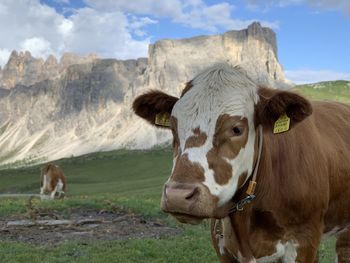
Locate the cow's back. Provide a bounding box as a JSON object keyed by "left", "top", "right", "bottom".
{"left": 312, "top": 101, "right": 350, "bottom": 231}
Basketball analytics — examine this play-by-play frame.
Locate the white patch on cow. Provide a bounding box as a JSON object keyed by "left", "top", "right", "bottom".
{"left": 41, "top": 174, "right": 50, "bottom": 194}
{"left": 218, "top": 234, "right": 225, "bottom": 255}
{"left": 57, "top": 179, "right": 64, "bottom": 192}
{"left": 238, "top": 251, "right": 256, "bottom": 263}
{"left": 50, "top": 178, "right": 64, "bottom": 199}
{"left": 256, "top": 241, "right": 285, "bottom": 263}
{"left": 40, "top": 177, "right": 45, "bottom": 195}
{"left": 253, "top": 240, "right": 297, "bottom": 263}
{"left": 281, "top": 241, "right": 298, "bottom": 262}
{"left": 335, "top": 254, "right": 338, "bottom": 263}
{"left": 172, "top": 64, "right": 259, "bottom": 204}
{"left": 41, "top": 174, "right": 51, "bottom": 200}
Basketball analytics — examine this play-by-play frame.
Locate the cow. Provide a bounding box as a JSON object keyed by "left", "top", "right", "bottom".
{"left": 132, "top": 64, "right": 350, "bottom": 262}
{"left": 40, "top": 163, "right": 66, "bottom": 200}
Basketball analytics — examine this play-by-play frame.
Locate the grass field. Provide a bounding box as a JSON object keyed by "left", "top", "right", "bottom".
{"left": 293, "top": 80, "right": 350, "bottom": 103}
{"left": 1, "top": 80, "right": 349, "bottom": 262}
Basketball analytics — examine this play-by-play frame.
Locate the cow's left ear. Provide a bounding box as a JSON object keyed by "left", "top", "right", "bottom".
{"left": 132, "top": 90, "right": 179, "bottom": 128}
{"left": 255, "top": 87, "right": 312, "bottom": 131}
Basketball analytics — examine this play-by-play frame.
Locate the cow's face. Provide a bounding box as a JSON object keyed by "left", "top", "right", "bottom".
{"left": 133, "top": 64, "right": 312, "bottom": 224}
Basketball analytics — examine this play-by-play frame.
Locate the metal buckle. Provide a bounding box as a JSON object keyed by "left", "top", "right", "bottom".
{"left": 230, "top": 195, "right": 256, "bottom": 213}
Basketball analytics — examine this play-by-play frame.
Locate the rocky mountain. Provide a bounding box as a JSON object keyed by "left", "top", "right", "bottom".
{"left": 143, "top": 22, "right": 286, "bottom": 97}
{"left": 0, "top": 22, "right": 288, "bottom": 167}
{"left": 0, "top": 51, "right": 98, "bottom": 89}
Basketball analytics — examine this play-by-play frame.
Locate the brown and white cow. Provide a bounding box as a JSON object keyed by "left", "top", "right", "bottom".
{"left": 40, "top": 163, "right": 66, "bottom": 200}
{"left": 133, "top": 64, "right": 350, "bottom": 262}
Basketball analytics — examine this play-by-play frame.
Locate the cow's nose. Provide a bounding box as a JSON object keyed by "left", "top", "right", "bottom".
{"left": 165, "top": 186, "right": 198, "bottom": 202}
{"left": 163, "top": 184, "right": 199, "bottom": 208}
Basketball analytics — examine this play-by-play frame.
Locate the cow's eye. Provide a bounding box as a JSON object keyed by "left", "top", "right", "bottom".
{"left": 232, "top": 126, "right": 243, "bottom": 136}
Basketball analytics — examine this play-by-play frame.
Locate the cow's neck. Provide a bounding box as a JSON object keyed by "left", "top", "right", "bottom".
{"left": 222, "top": 129, "right": 285, "bottom": 260}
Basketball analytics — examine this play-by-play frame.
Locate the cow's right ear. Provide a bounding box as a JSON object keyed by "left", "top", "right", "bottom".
{"left": 132, "top": 90, "right": 179, "bottom": 128}
{"left": 255, "top": 87, "right": 312, "bottom": 132}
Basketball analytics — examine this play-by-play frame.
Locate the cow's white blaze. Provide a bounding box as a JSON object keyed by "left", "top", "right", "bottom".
{"left": 171, "top": 64, "right": 259, "bottom": 205}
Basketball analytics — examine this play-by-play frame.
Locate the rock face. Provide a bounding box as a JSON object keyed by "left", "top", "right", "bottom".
{"left": 143, "top": 22, "right": 285, "bottom": 96}
{"left": 0, "top": 51, "right": 98, "bottom": 89}
{"left": 0, "top": 22, "right": 288, "bottom": 166}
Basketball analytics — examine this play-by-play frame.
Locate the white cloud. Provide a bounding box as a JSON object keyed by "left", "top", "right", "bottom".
{"left": 128, "top": 16, "right": 158, "bottom": 37}
{"left": 285, "top": 69, "right": 350, "bottom": 84}
{"left": 58, "top": 19, "right": 74, "bottom": 36}
{"left": 64, "top": 7, "right": 150, "bottom": 59}
{"left": 20, "top": 37, "right": 54, "bottom": 58}
{"left": 0, "top": 48, "right": 11, "bottom": 68}
{"left": 84, "top": 0, "right": 279, "bottom": 31}
{"left": 83, "top": 0, "right": 184, "bottom": 18}
{"left": 175, "top": 2, "right": 240, "bottom": 31}
{"left": 0, "top": 0, "right": 152, "bottom": 66}
{"left": 175, "top": 2, "right": 278, "bottom": 31}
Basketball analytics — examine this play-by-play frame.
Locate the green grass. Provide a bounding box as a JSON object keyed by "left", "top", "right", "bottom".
{"left": 293, "top": 80, "right": 350, "bottom": 103}
{"left": 1, "top": 80, "right": 349, "bottom": 262}
{"left": 0, "top": 149, "right": 171, "bottom": 197}
{"left": 0, "top": 148, "right": 175, "bottom": 221}
{"left": 0, "top": 224, "right": 216, "bottom": 263}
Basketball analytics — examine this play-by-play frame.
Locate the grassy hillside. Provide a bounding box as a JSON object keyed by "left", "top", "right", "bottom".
{"left": 0, "top": 149, "right": 171, "bottom": 197}
{"left": 1, "top": 80, "right": 349, "bottom": 262}
{"left": 293, "top": 80, "right": 350, "bottom": 103}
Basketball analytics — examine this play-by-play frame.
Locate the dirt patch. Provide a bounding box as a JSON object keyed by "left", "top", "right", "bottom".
{"left": 0, "top": 207, "right": 181, "bottom": 246}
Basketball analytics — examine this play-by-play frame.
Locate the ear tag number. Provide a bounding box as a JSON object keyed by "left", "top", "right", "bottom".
{"left": 155, "top": 112, "right": 171, "bottom": 127}
{"left": 273, "top": 114, "right": 290, "bottom": 134}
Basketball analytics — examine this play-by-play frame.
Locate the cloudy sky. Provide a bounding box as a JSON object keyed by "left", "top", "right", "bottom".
{"left": 0, "top": 0, "right": 349, "bottom": 84}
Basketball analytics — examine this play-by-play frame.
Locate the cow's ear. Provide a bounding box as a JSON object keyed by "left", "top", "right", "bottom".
{"left": 255, "top": 87, "right": 312, "bottom": 131}
{"left": 132, "top": 90, "right": 179, "bottom": 128}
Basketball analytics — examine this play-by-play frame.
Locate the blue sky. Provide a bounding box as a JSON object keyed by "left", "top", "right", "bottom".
{"left": 0, "top": 0, "right": 349, "bottom": 84}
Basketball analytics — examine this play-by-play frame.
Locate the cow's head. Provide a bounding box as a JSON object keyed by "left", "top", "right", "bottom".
{"left": 133, "top": 64, "right": 312, "bottom": 224}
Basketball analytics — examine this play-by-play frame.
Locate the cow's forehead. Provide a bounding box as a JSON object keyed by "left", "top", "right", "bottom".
{"left": 172, "top": 65, "right": 259, "bottom": 143}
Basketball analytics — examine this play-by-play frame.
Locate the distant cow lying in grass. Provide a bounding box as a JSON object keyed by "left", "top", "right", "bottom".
{"left": 40, "top": 164, "right": 66, "bottom": 200}
{"left": 133, "top": 64, "right": 350, "bottom": 262}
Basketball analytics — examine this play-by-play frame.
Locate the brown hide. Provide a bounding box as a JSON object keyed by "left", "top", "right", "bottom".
{"left": 213, "top": 100, "right": 350, "bottom": 262}
{"left": 41, "top": 164, "right": 66, "bottom": 193}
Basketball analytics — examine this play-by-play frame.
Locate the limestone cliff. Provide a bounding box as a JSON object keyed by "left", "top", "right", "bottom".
{"left": 0, "top": 51, "right": 98, "bottom": 89}
{"left": 0, "top": 22, "right": 288, "bottom": 167}
{"left": 142, "top": 22, "right": 286, "bottom": 97}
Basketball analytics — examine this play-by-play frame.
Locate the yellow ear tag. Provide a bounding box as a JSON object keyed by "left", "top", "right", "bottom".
{"left": 273, "top": 114, "right": 290, "bottom": 134}
{"left": 155, "top": 112, "right": 171, "bottom": 127}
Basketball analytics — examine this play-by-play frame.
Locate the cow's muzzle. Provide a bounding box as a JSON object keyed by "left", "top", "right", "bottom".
{"left": 160, "top": 182, "right": 232, "bottom": 224}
